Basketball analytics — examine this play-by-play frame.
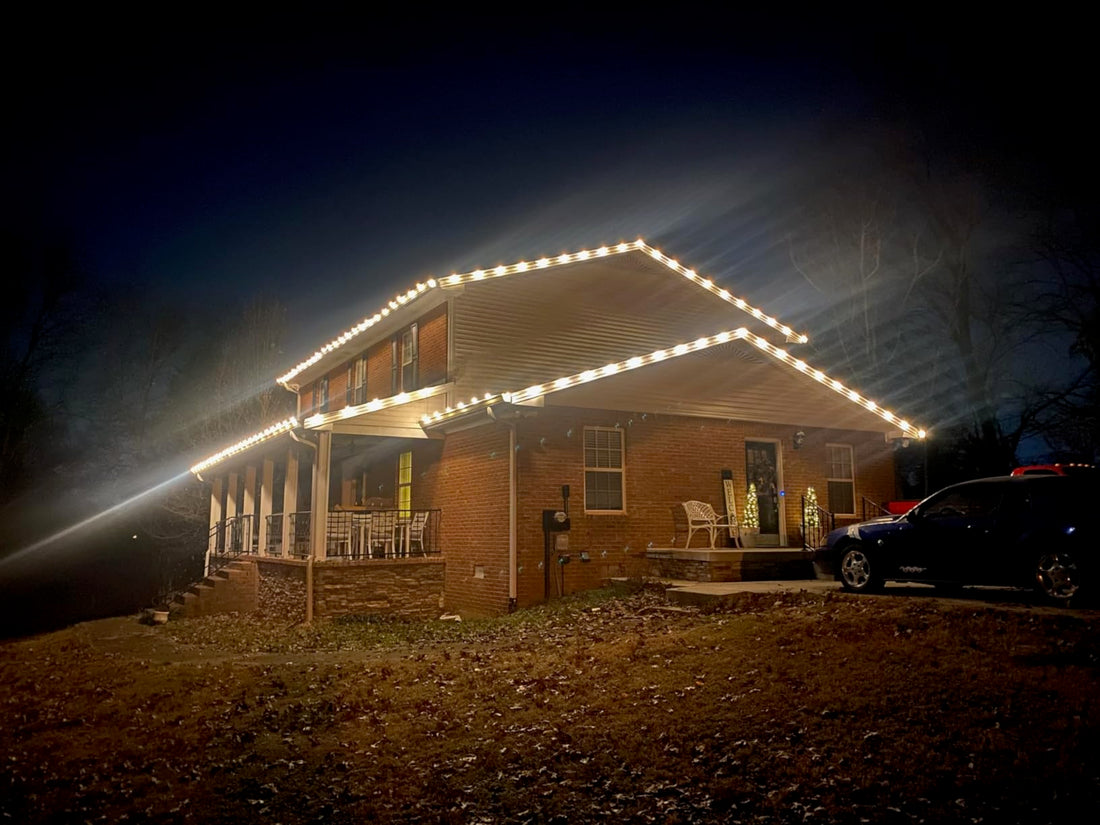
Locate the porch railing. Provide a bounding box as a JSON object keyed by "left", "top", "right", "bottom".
{"left": 860, "top": 496, "right": 890, "bottom": 521}
{"left": 801, "top": 497, "right": 835, "bottom": 552}
{"left": 324, "top": 509, "right": 442, "bottom": 559}
{"left": 213, "top": 509, "right": 440, "bottom": 562}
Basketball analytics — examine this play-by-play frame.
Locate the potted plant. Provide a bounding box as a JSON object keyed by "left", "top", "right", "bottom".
{"left": 741, "top": 483, "right": 760, "bottom": 547}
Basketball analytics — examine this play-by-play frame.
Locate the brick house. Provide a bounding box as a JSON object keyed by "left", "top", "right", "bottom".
{"left": 188, "top": 239, "right": 926, "bottom": 619}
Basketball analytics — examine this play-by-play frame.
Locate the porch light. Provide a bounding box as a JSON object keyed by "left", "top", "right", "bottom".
{"left": 275, "top": 238, "right": 809, "bottom": 387}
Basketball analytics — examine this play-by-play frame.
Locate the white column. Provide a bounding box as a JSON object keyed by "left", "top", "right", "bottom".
{"left": 283, "top": 448, "right": 299, "bottom": 556}
{"left": 227, "top": 472, "right": 240, "bottom": 517}
{"left": 310, "top": 431, "right": 332, "bottom": 560}
{"left": 243, "top": 465, "right": 257, "bottom": 553}
{"left": 258, "top": 458, "right": 274, "bottom": 556}
{"left": 226, "top": 472, "right": 240, "bottom": 553}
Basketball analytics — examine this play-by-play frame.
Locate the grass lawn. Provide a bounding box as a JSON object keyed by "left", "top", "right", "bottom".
{"left": 1, "top": 584, "right": 1098, "bottom": 823}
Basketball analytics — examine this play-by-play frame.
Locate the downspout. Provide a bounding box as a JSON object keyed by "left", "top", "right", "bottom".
{"left": 289, "top": 428, "right": 317, "bottom": 624}
{"left": 487, "top": 406, "right": 518, "bottom": 611}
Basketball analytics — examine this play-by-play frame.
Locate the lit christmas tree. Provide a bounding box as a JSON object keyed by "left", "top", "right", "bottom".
{"left": 744, "top": 482, "right": 759, "bottom": 530}
{"left": 803, "top": 486, "right": 820, "bottom": 529}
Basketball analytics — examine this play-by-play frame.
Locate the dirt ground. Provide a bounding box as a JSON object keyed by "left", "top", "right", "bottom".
{"left": 2, "top": 583, "right": 1098, "bottom": 823}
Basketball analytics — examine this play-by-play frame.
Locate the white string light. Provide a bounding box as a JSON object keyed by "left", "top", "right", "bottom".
{"left": 190, "top": 417, "right": 299, "bottom": 475}
{"left": 421, "top": 328, "right": 927, "bottom": 439}
{"left": 276, "top": 238, "right": 807, "bottom": 386}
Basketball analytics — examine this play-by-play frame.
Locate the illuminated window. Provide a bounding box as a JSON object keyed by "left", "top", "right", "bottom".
{"left": 584, "top": 427, "right": 624, "bottom": 512}
{"left": 826, "top": 443, "right": 855, "bottom": 515}
{"left": 347, "top": 355, "right": 366, "bottom": 406}
{"left": 397, "top": 451, "right": 412, "bottom": 514}
{"left": 391, "top": 323, "right": 419, "bottom": 393}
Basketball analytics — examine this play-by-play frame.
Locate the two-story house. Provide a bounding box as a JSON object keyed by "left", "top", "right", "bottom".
{"left": 187, "top": 239, "right": 926, "bottom": 620}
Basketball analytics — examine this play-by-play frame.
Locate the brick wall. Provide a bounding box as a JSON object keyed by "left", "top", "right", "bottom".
{"left": 301, "top": 303, "right": 450, "bottom": 416}
{"left": 431, "top": 426, "right": 511, "bottom": 616}
{"left": 506, "top": 407, "right": 897, "bottom": 605}
{"left": 418, "top": 303, "right": 448, "bottom": 387}
{"left": 314, "top": 559, "right": 445, "bottom": 620}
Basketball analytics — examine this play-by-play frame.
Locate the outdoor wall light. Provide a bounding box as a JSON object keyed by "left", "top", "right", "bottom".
{"left": 793, "top": 430, "right": 806, "bottom": 450}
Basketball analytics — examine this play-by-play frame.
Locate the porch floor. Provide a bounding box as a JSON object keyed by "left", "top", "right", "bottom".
{"left": 645, "top": 546, "right": 815, "bottom": 583}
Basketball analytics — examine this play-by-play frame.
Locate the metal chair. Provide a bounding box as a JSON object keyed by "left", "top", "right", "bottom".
{"left": 369, "top": 510, "right": 395, "bottom": 558}
{"left": 406, "top": 510, "right": 429, "bottom": 555}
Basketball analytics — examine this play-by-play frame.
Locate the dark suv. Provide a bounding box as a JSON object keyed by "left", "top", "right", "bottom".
{"left": 814, "top": 475, "right": 1095, "bottom": 604}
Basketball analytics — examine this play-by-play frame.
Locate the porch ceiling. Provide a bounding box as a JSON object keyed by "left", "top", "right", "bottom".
{"left": 540, "top": 341, "right": 901, "bottom": 434}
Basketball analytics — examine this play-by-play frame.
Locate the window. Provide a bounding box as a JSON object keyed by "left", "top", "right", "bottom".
{"left": 826, "top": 443, "right": 855, "bottom": 515}
{"left": 584, "top": 427, "right": 624, "bottom": 512}
{"left": 391, "top": 324, "right": 419, "bottom": 393}
{"left": 317, "top": 376, "right": 330, "bottom": 413}
{"left": 397, "top": 451, "right": 412, "bottom": 514}
{"left": 347, "top": 355, "right": 366, "bottom": 406}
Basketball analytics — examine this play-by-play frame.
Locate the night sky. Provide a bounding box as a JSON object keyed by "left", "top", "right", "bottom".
{"left": 11, "top": 14, "right": 1088, "bottom": 358}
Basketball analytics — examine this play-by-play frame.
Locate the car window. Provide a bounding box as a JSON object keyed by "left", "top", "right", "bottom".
{"left": 922, "top": 484, "right": 1003, "bottom": 519}
{"left": 1026, "top": 479, "right": 1097, "bottom": 520}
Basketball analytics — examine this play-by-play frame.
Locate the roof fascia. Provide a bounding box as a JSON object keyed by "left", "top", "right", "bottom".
{"left": 420, "top": 328, "right": 928, "bottom": 440}
{"left": 275, "top": 238, "right": 809, "bottom": 390}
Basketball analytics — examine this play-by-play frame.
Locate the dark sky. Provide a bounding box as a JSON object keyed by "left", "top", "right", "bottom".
{"left": 6, "top": 13, "right": 1090, "bottom": 358}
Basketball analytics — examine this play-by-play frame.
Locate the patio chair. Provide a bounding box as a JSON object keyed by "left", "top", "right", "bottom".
{"left": 406, "top": 510, "right": 429, "bottom": 555}
{"left": 351, "top": 512, "right": 372, "bottom": 559}
{"left": 369, "top": 510, "right": 395, "bottom": 558}
{"left": 681, "top": 500, "right": 732, "bottom": 549}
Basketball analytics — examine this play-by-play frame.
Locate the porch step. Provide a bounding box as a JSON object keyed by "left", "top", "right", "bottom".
{"left": 170, "top": 559, "right": 259, "bottom": 620}
{"left": 645, "top": 547, "right": 815, "bottom": 583}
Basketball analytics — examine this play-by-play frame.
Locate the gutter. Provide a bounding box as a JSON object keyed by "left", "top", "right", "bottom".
{"left": 487, "top": 406, "right": 518, "bottom": 610}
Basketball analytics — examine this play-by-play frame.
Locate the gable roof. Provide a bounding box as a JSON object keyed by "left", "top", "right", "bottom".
{"left": 276, "top": 238, "right": 809, "bottom": 389}
{"left": 417, "top": 327, "right": 927, "bottom": 439}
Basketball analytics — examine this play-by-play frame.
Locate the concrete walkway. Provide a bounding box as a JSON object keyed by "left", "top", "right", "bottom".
{"left": 653, "top": 576, "right": 839, "bottom": 606}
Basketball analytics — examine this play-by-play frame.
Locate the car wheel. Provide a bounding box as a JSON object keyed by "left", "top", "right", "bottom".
{"left": 839, "top": 544, "right": 881, "bottom": 593}
{"left": 1034, "top": 551, "right": 1081, "bottom": 604}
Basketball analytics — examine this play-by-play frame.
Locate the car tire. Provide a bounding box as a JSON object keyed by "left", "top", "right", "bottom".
{"left": 838, "top": 544, "right": 881, "bottom": 593}
{"left": 1034, "top": 550, "right": 1082, "bottom": 605}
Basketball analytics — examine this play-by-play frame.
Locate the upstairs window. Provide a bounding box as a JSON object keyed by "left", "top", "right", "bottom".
{"left": 826, "top": 443, "right": 855, "bottom": 515}
{"left": 347, "top": 355, "right": 367, "bottom": 406}
{"left": 391, "top": 323, "right": 419, "bottom": 394}
{"left": 317, "top": 376, "right": 330, "bottom": 413}
{"left": 584, "top": 427, "right": 625, "bottom": 512}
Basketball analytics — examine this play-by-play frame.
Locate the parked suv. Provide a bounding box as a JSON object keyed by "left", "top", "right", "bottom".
{"left": 1010, "top": 463, "right": 1096, "bottom": 477}
{"left": 814, "top": 475, "right": 1096, "bottom": 604}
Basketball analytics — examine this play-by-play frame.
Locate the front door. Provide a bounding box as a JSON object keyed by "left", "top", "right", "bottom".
{"left": 746, "top": 440, "right": 782, "bottom": 546}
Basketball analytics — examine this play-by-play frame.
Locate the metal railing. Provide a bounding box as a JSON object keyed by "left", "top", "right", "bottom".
{"left": 860, "top": 496, "right": 890, "bottom": 521}
{"left": 324, "top": 509, "right": 442, "bottom": 560}
{"left": 209, "top": 508, "right": 441, "bottom": 563}
{"left": 801, "top": 497, "right": 835, "bottom": 552}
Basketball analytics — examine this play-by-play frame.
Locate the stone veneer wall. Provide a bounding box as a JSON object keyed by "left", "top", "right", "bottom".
{"left": 313, "top": 558, "right": 446, "bottom": 620}
{"left": 253, "top": 557, "right": 445, "bottom": 622}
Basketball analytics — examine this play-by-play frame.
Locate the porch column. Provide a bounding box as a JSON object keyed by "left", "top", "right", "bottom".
{"left": 227, "top": 472, "right": 240, "bottom": 519}
{"left": 283, "top": 447, "right": 299, "bottom": 556}
{"left": 258, "top": 458, "right": 274, "bottom": 556}
{"left": 310, "top": 430, "right": 332, "bottom": 560}
{"left": 243, "top": 465, "right": 257, "bottom": 554}
{"left": 206, "top": 476, "right": 224, "bottom": 574}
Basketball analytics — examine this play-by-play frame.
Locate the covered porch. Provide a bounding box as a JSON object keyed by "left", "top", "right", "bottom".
{"left": 197, "top": 408, "right": 446, "bottom": 571}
